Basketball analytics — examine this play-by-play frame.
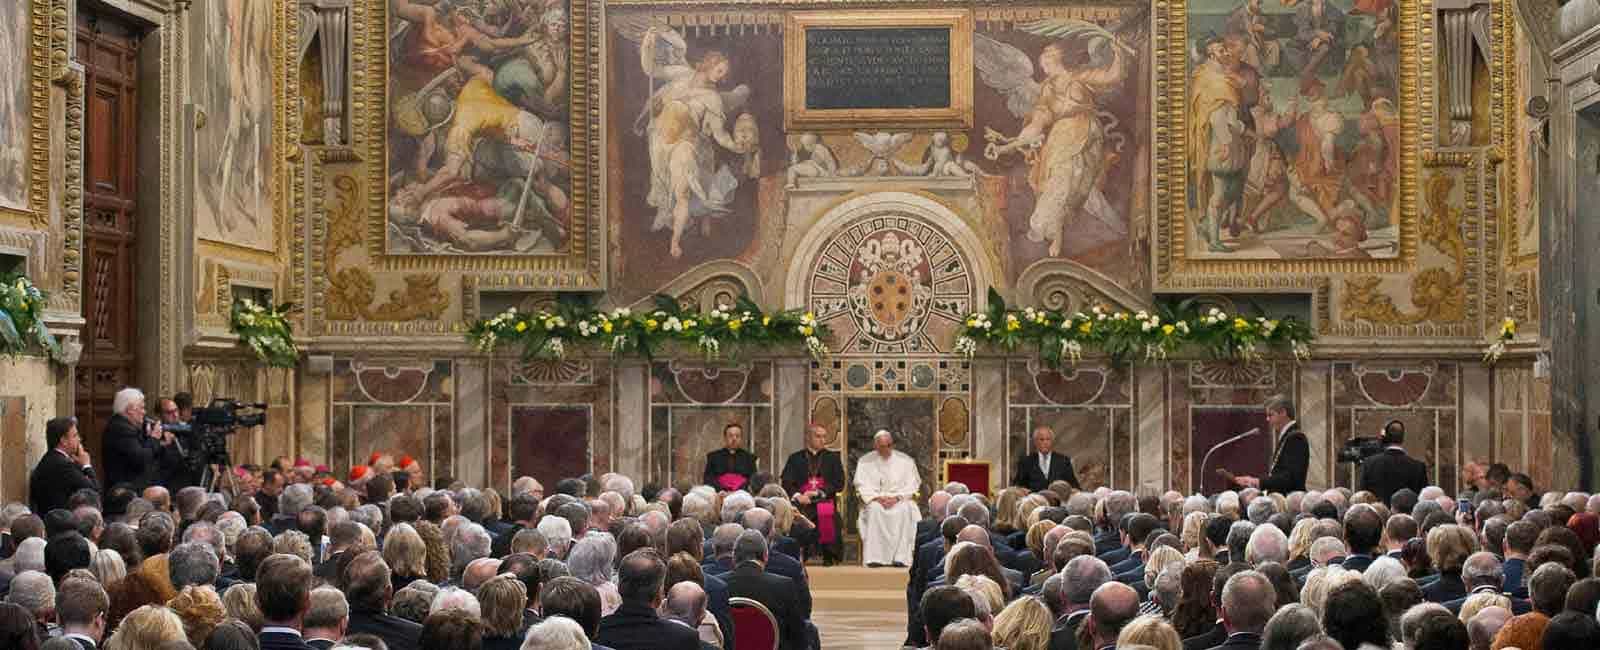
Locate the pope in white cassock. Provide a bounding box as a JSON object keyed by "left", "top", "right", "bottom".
{"left": 854, "top": 429, "right": 921, "bottom": 567}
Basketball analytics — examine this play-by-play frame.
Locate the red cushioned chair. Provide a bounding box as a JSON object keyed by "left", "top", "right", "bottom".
{"left": 943, "top": 458, "right": 993, "bottom": 497}
{"left": 728, "top": 596, "right": 780, "bottom": 650}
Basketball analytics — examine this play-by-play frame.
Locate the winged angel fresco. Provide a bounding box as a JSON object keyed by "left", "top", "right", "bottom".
{"left": 613, "top": 17, "right": 759, "bottom": 260}
{"left": 976, "top": 19, "right": 1133, "bottom": 257}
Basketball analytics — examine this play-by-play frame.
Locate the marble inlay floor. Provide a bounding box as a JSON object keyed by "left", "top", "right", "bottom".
{"left": 810, "top": 565, "right": 909, "bottom": 649}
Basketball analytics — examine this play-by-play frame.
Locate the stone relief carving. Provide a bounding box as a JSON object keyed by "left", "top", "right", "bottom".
{"left": 1438, "top": 0, "right": 1493, "bottom": 146}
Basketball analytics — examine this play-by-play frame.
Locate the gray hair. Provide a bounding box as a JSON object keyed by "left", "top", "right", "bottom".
{"left": 603, "top": 475, "right": 636, "bottom": 505}
{"left": 1362, "top": 556, "right": 1408, "bottom": 591}
{"left": 711, "top": 523, "right": 743, "bottom": 558}
{"left": 430, "top": 586, "right": 481, "bottom": 618}
{"left": 511, "top": 476, "right": 542, "bottom": 498}
{"left": 13, "top": 537, "right": 45, "bottom": 573}
{"left": 734, "top": 530, "right": 768, "bottom": 564}
{"left": 567, "top": 533, "right": 618, "bottom": 586}
{"left": 0, "top": 503, "right": 30, "bottom": 529}
{"left": 112, "top": 387, "right": 145, "bottom": 417}
{"left": 537, "top": 515, "right": 573, "bottom": 556}
{"left": 873, "top": 429, "right": 893, "bottom": 444}
{"left": 1308, "top": 536, "right": 1346, "bottom": 566}
{"left": 305, "top": 586, "right": 350, "bottom": 629}
{"left": 216, "top": 512, "right": 247, "bottom": 551}
{"left": 1105, "top": 491, "right": 1137, "bottom": 525}
{"left": 279, "top": 483, "right": 315, "bottom": 516}
{"left": 681, "top": 493, "right": 713, "bottom": 524}
{"left": 1462, "top": 551, "right": 1504, "bottom": 589}
{"left": 1221, "top": 571, "right": 1276, "bottom": 633}
{"left": 1227, "top": 520, "right": 1258, "bottom": 561}
{"left": 1263, "top": 394, "right": 1295, "bottom": 419}
{"left": 1261, "top": 604, "right": 1322, "bottom": 650}
{"left": 1246, "top": 524, "right": 1288, "bottom": 565}
{"left": 451, "top": 523, "right": 492, "bottom": 578}
{"left": 944, "top": 482, "right": 970, "bottom": 495}
{"left": 183, "top": 521, "right": 228, "bottom": 562}
{"left": 351, "top": 504, "right": 384, "bottom": 532}
{"left": 520, "top": 615, "right": 589, "bottom": 650}
{"left": 90, "top": 549, "right": 127, "bottom": 584}
{"left": 5, "top": 570, "right": 54, "bottom": 616}
{"left": 1399, "top": 603, "right": 1450, "bottom": 646}
{"left": 740, "top": 508, "right": 774, "bottom": 538}
{"left": 1060, "top": 555, "right": 1113, "bottom": 605}
{"left": 1183, "top": 495, "right": 1211, "bottom": 516}
{"left": 720, "top": 491, "right": 755, "bottom": 524}
{"left": 1152, "top": 563, "right": 1184, "bottom": 613}
{"left": 168, "top": 541, "right": 221, "bottom": 588}
{"left": 1247, "top": 498, "right": 1277, "bottom": 525}
{"left": 1066, "top": 493, "right": 1096, "bottom": 518}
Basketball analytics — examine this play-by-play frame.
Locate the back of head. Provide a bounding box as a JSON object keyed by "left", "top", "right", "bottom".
{"left": 1465, "top": 606, "right": 1511, "bottom": 650}
{"left": 921, "top": 585, "right": 977, "bottom": 643}
{"left": 539, "top": 576, "right": 602, "bottom": 638}
{"left": 1220, "top": 571, "right": 1275, "bottom": 635}
{"left": 1541, "top": 611, "right": 1600, "bottom": 649}
{"left": 1261, "top": 604, "right": 1321, "bottom": 650}
{"left": 733, "top": 529, "right": 768, "bottom": 565}
{"left": 1061, "top": 554, "right": 1113, "bottom": 606}
{"left": 1411, "top": 608, "right": 1468, "bottom": 650}
{"left": 662, "top": 580, "right": 708, "bottom": 627}
{"left": 6, "top": 570, "right": 54, "bottom": 619}
{"left": 1088, "top": 582, "right": 1140, "bottom": 643}
{"left": 168, "top": 541, "right": 220, "bottom": 589}
{"left": 1529, "top": 561, "right": 1576, "bottom": 615}
{"left": 55, "top": 576, "right": 109, "bottom": 629}
{"left": 616, "top": 549, "right": 665, "bottom": 605}
{"left": 1322, "top": 580, "right": 1388, "bottom": 649}
{"left": 421, "top": 608, "right": 483, "bottom": 650}
{"left": 476, "top": 574, "right": 527, "bottom": 637}
{"left": 521, "top": 616, "right": 589, "bottom": 650}
{"left": 256, "top": 553, "right": 313, "bottom": 623}
{"left": 305, "top": 586, "right": 350, "bottom": 630}
{"left": 935, "top": 618, "right": 992, "bottom": 650}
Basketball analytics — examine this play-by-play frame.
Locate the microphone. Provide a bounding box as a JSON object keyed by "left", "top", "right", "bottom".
{"left": 1199, "top": 427, "right": 1260, "bottom": 493}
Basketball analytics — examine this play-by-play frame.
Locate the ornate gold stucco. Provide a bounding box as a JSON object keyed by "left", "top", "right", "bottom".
{"left": 322, "top": 173, "right": 450, "bottom": 323}
{"left": 1341, "top": 174, "right": 1468, "bottom": 326}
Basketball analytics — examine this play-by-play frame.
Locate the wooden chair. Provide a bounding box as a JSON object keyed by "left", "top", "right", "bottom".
{"left": 728, "top": 596, "right": 780, "bottom": 650}
{"left": 942, "top": 458, "right": 994, "bottom": 496}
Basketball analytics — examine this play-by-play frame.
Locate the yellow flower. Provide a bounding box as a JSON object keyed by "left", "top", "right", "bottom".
{"left": 762, "top": 315, "right": 772, "bottom": 326}
{"left": 645, "top": 319, "right": 659, "bottom": 331}
{"left": 1078, "top": 322, "right": 1092, "bottom": 335}
{"left": 1233, "top": 318, "right": 1249, "bottom": 330}
{"left": 800, "top": 325, "right": 814, "bottom": 336}
{"left": 684, "top": 319, "right": 697, "bottom": 329}
{"left": 728, "top": 320, "right": 742, "bottom": 331}
{"left": 1501, "top": 317, "right": 1516, "bottom": 336}
{"left": 601, "top": 321, "right": 613, "bottom": 333}
{"left": 1162, "top": 324, "right": 1175, "bottom": 336}
{"left": 515, "top": 322, "right": 528, "bottom": 332}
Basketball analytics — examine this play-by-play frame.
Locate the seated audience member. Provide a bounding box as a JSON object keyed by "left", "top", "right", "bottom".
{"left": 920, "top": 586, "right": 977, "bottom": 648}
{"left": 722, "top": 530, "right": 807, "bottom": 650}
{"left": 936, "top": 618, "right": 994, "bottom": 650}
{"left": 595, "top": 550, "right": 699, "bottom": 650}
{"left": 420, "top": 608, "right": 483, "bottom": 650}
{"left": 343, "top": 551, "right": 423, "bottom": 650}
{"left": 1083, "top": 582, "right": 1139, "bottom": 650}
{"left": 302, "top": 586, "right": 349, "bottom": 650}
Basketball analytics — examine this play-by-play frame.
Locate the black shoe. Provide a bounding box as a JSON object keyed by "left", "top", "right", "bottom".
{"left": 823, "top": 557, "right": 835, "bottom": 567}
{"left": 892, "top": 561, "right": 907, "bottom": 568}
{"left": 867, "top": 562, "right": 885, "bottom": 568}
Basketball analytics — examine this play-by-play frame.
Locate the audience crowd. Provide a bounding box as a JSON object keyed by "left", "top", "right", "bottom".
{"left": 1, "top": 446, "right": 1595, "bottom": 650}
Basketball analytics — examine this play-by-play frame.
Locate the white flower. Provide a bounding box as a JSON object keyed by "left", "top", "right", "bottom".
{"left": 1482, "top": 340, "right": 1506, "bottom": 365}
{"left": 805, "top": 336, "right": 830, "bottom": 361}
{"left": 608, "top": 335, "right": 629, "bottom": 353}
{"left": 544, "top": 338, "right": 566, "bottom": 359}
{"left": 1061, "top": 340, "right": 1083, "bottom": 364}
{"left": 1176, "top": 321, "right": 1191, "bottom": 334}
{"left": 610, "top": 307, "right": 630, "bottom": 319}
{"left": 1136, "top": 310, "right": 1149, "bottom": 320}
{"left": 1144, "top": 343, "right": 1167, "bottom": 361}
{"left": 474, "top": 332, "right": 498, "bottom": 352}
{"left": 1292, "top": 341, "right": 1311, "bottom": 362}
{"left": 698, "top": 335, "right": 721, "bottom": 359}
{"left": 954, "top": 336, "right": 978, "bottom": 358}
{"left": 664, "top": 317, "right": 683, "bottom": 332}
{"left": 576, "top": 321, "right": 597, "bottom": 337}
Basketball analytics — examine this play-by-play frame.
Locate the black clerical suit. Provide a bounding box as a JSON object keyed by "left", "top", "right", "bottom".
{"left": 723, "top": 560, "right": 808, "bottom": 650}
{"left": 1260, "top": 422, "right": 1308, "bottom": 494}
{"left": 780, "top": 446, "right": 845, "bottom": 561}
{"left": 702, "top": 447, "right": 757, "bottom": 489}
{"left": 102, "top": 414, "right": 182, "bottom": 491}
{"left": 1013, "top": 451, "right": 1080, "bottom": 492}
{"left": 1358, "top": 446, "right": 1428, "bottom": 506}
{"left": 30, "top": 449, "right": 98, "bottom": 513}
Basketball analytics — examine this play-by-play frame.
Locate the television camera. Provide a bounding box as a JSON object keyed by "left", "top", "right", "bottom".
{"left": 177, "top": 399, "right": 268, "bottom": 492}
{"left": 1336, "top": 436, "right": 1385, "bottom": 464}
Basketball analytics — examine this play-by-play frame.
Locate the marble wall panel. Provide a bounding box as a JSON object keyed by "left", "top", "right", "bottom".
{"left": 654, "top": 406, "right": 774, "bottom": 490}
{"left": 512, "top": 406, "right": 591, "bottom": 492}
{"left": 844, "top": 397, "right": 936, "bottom": 528}
{"left": 1, "top": 396, "right": 27, "bottom": 502}
{"left": 1006, "top": 361, "right": 1132, "bottom": 489}
{"left": 493, "top": 359, "right": 614, "bottom": 494}
{"left": 1331, "top": 362, "right": 1461, "bottom": 491}
{"left": 343, "top": 404, "right": 445, "bottom": 480}
{"left": 329, "top": 359, "right": 455, "bottom": 485}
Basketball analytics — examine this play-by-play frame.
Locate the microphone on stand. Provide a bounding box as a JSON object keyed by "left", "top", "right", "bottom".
{"left": 1199, "top": 427, "right": 1259, "bottom": 494}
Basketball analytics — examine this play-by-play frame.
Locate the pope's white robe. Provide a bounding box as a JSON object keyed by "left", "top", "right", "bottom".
{"left": 855, "top": 449, "right": 921, "bottom": 565}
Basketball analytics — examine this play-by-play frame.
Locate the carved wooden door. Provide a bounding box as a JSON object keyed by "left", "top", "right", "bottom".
{"left": 75, "top": 9, "right": 142, "bottom": 472}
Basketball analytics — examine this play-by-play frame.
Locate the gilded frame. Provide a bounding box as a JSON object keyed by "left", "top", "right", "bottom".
{"left": 350, "top": 0, "right": 604, "bottom": 288}
{"left": 782, "top": 9, "right": 974, "bottom": 132}
{"left": 1153, "top": 0, "right": 1426, "bottom": 287}
{"left": 0, "top": 0, "right": 52, "bottom": 230}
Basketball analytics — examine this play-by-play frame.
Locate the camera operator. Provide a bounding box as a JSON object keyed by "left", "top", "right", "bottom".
{"left": 1358, "top": 420, "right": 1428, "bottom": 507}
{"left": 103, "top": 387, "right": 184, "bottom": 491}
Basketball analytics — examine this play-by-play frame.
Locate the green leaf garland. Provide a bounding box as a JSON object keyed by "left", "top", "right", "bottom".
{"left": 0, "top": 274, "right": 62, "bottom": 361}
{"left": 230, "top": 299, "right": 300, "bottom": 368}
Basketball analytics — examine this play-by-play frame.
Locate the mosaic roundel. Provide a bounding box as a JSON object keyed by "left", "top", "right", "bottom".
{"left": 808, "top": 213, "right": 972, "bottom": 353}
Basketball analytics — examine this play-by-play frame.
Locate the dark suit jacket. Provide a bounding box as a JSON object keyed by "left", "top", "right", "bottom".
{"left": 306, "top": 639, "right": 336, "bottom": 650}
{"left": 1443, "top": 586, "right": 1532, "bottom": 616}
{"left": 102, "top": 414, "right": 181, "bottom": 491}
{"left": 702, "top": 448, "right": 757, "bottom": 488}
{"left": 1013, "top": 452, "right": 1080, "bottom": 491}
{"left": 724, "top": 561, "right": 808, "bottom": 650}
{"left": 596, "top": 601, "right": 702, "bottom": 650}
{"left": 1205, "top": 631, "right": 1264, "bottom": 650}
{"left": 491, "top": 522, "right": 526, "bottom": 558}
{"left": 63, "top": 637, "right": 96, "bottom": 650}
{"left": 916, "top": 519, "right": 940, "bottom": 548}
{"left": 1049, "top": 610, "right": 1089, "bottom": 650}
{"left": 346, "top": 607, "right": 423, "bottom": 650}
{"left": 1260, "top": 424, "right": 1309, "bottom": 493}
{"left": 258, "top": 631, "right": 314, "bottom": 650}
{"left": 1421, "top": 571, "right": 1468, "bottom": 603}
{"left": 703, "top": 571, "right": 735, "bottom": 650}
{"left": 30, "top": 450, "right": 98, "bottom": 513}
{"left": 1503, "top": 558, "right": 1528, "bottom": 598}
{"left": 1099, "top": 544, "right": 1132, "bottom": 566}
{"left": 1340, "top": 554, "right": 1374, "bottom": 574}
{"left": 1093, "top": 530, "right": 1121, "bottom": 556}
{"left": 1183, "top": 622, "right": 1227, "bottom": 650}
{"left": 762, "top": 548, "right": 812, "bottom": 618}
{"left": 1359, "top": 448, "right": 1428, "bottom": 506}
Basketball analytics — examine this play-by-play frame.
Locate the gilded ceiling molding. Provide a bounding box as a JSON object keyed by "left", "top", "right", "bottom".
{"left": 0, "top": 0, "right": 54, "bottom": 232}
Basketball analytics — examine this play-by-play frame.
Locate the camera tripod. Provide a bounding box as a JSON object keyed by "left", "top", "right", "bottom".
{"left": 200, "top": 455, "right": 241, "bottom": 496}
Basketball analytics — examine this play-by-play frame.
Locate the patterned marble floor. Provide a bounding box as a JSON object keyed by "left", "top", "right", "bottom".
{"left": 811, "top": 565, "right": 909, "bottom": 649}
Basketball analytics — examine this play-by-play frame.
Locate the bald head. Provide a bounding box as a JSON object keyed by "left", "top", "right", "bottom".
{"left": 1466, "top": 606, "right": 1510, "bottom": 650}
{"left": 1461, "top": 551, "right": 1503, "bottom": 590}
{"left": 956, "top": 525, "right": 991, "bottom": 548}
{"left": 740, "top": 507, "right": 774, "bottom": 538}
{"left": 662, "top": 581, "right": 708, "bottom": 627}
{"left": 462, "top": 557, "right": 502, "bottom": 592}
{"left": 1088, "top": 582, "right": 1139, "bottom": 645}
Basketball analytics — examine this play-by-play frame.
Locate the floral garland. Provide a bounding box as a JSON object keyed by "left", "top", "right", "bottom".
{"left": 954, "top": 289, "right": 1313, "bottom": 365}
{"left": 0, "top": 274, "right": 61, "bottom": 360}
{"left": 230, "top": 299, "right": 300, "bottom": 368}
{"left": 466, "top": 295, "right": 831, "bottom": 362}
{"left": 1482, "top": 317, "right": 1516, "bottom": 365}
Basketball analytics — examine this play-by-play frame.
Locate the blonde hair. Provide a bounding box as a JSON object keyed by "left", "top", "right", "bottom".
{"left": 992, "top": 595, "right": 1053, "bottom": 650}
{"left": 1117, "top": 614, "right": 1183, "bottom": 650}
{"left": 1018, "top": 495, "right": 1049, "bottom": 530}
{"left": 1457, "top": 592, "right": 1511, "bottom": 623}
{"left": 272, "top": 530, "right": 313, "bottom": 563}
{"left": 92, "top": 548, "right": 128, "bottom": 584}
{"left": 1025, "top": 520, "right": 1057, "bottom": 559}
{"left": 1299, "top": 567, "right": 1361, "bottom": 618}
{"left": 384, "top": 523, "right": 429, "bottom": 578}
{"left": 1144, "top": 546, "right": 1186, "bottom": 589}
{"left": 1180, "top": 512, "right": 1210, "bottom": 556}
{"left": 954, "top": 573, "right": 1004, "bottom": 615}
{"left": 221, "top": 583, "right": 263, "bottom": 631}
{"left": 1426, "top": 524, "right": 1478, "bottom": 573}
{"left": 167, "top": 585, "right": 226, "bottom": 647}
{"left": 1288, "top": 518, "right": 1317, "bottom": 562}
{"left": 105, "top": 604, "right": 187, "bottom": 650}
{"left": 995, "top": 488, "right": 1027, "bottom": 531}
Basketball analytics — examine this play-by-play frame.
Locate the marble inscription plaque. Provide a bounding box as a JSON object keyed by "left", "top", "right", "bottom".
{"left": 804, "top": 28, "right": 951, "bottom": 110}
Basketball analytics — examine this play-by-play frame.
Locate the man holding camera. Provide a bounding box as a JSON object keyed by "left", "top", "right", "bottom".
{"left": 103, "top": 387, "right": 184, "bottom": 491}
{"left": 1358, "top": 420, "right": 1428, "bottom": 506}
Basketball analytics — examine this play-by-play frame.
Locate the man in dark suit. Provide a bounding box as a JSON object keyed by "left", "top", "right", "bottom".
{"left": 342, "top": 551, "right": 423, "bottom": 650}
{"left": 596, "top": 550, "right": 701, "bottom": 650}
{"left": 1013, "top": 424, "right": 1081, "bottom": 492}
{"left": 780, "top": 422, "right": 847, "bottom": 564}
{"left": 1206, "top": 570, "right": 1275, "bottom": 650}
{"left": 1501, "top": 520, "right": 1537, "bottom": 599}
{"left": 55, "top": 576, "right": 108, "bottom": 650}
{"left": 1442, "top": 552, "right": 1532, "bottom": 615}
{"left": 702, "top": 423, "right": 757, "bottom": 491}
{"left": 1183, "top": 564, "right": 1245, "bottom": 650}
{"left": 1339, "top": 505, "right": 1384, "bottom": 574}
{"left": 30, "top": 417, "right": 98, "bottom": 514}
{"left": 257, "top": 553, "right": 316, "bottom": 650}
{"left": 102, "top": 388, "right": 184, "bottom": 492}
{"left": 1083, "top": 582, "right": 1140, "bottom": 650}
{"left": 722, "top": 531, "right": 808, "bottom": 650}
{"left": 302, "top": 586, "right": 348, "bottom": 650}
{"left": 1050, "top": 555, "right": 1114, "bottom": 650}
{"left": 1358, "top": 420, "right": 1429, "bottom": 506}
{"left": 739, "top": 508, "right": 812, "bottom": 618}
{"left": 905, "top": 516, "right": 968, "bottom": 648}
{"left": 920, "top": 585, "right": 978, "bottom": 648}
{"left": 662, "top": 581, "right": 721, "bottom": 650}
{"left": 1230, "top": 395, "right": 1308, "bottom": 494}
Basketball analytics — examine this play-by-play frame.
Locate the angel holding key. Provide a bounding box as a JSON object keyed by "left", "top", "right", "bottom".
{"left": 617, "top": 20, "right": 759, "bottom": 259}
{"left": 978, "top": 20, "right": 1133, "bottom": 257}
